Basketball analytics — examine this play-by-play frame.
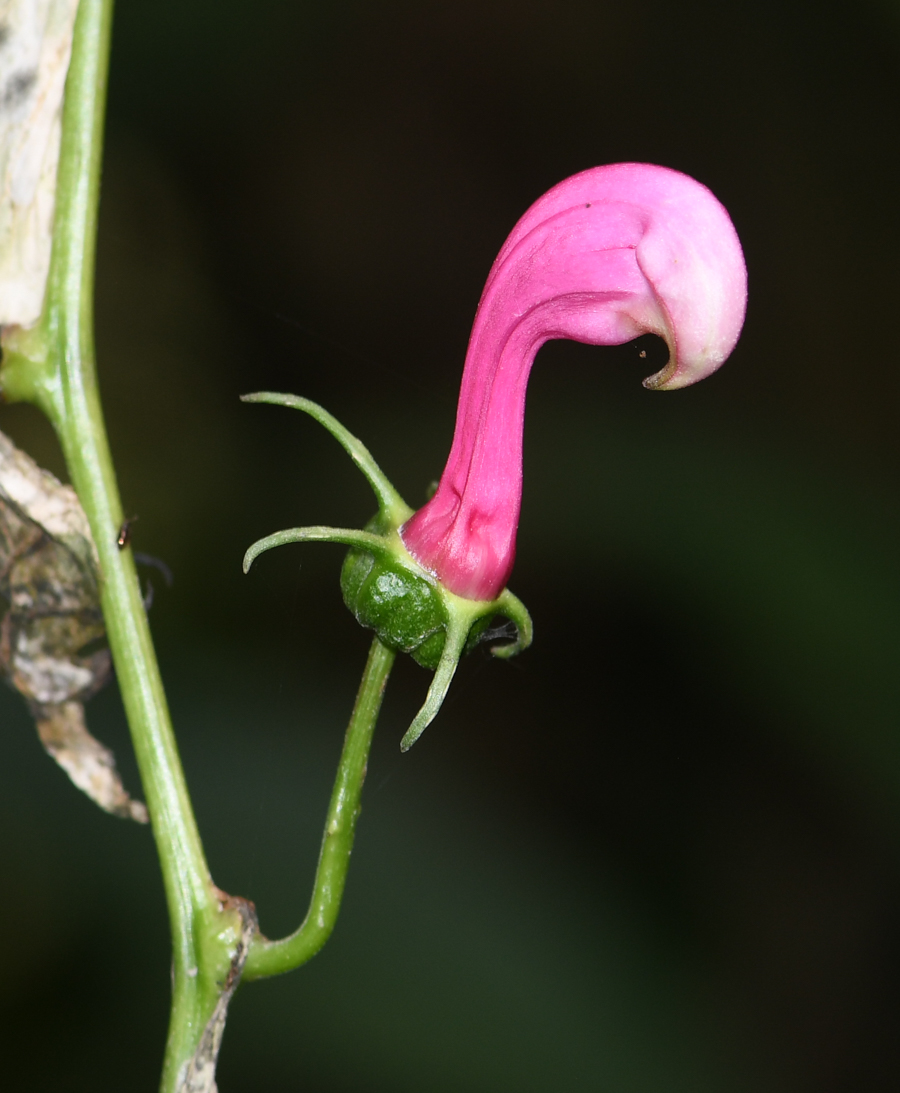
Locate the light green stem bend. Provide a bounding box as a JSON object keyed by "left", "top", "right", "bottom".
{"left": 244, "top": 637, "right": 395, "bottom": 980}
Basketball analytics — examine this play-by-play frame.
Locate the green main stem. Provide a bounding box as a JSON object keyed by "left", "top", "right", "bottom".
{"left": 2, "top": 1, "right": 229, "bottom": 1085}
{"left": 0, "top": 1, "right": 394, "bottom": 1088}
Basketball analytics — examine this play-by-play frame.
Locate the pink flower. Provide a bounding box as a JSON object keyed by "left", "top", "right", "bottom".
{"left": 401, "top": 163, "right": 747, "bottom": 601}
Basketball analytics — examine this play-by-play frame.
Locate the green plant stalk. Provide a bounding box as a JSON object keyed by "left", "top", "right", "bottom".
{"left": 245, "top": 636, "right": 396, "bottom": 980}
{"left": 0, "top": 1, "right": 241, "bottom": 1087}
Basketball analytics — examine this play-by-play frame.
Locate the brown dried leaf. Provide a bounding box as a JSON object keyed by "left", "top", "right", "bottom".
{"left": 35, "top": 701, "right": 148, "bottom": 822}
{"left": 0, "top": 428, "right": 148, "bottom": 822}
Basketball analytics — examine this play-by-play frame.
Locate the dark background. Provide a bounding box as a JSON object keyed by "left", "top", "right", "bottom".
{"left": 2, "top": 0, "right": 900, "bottom": 1088}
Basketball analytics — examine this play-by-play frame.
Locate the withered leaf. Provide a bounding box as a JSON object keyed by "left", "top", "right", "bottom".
{"left": 0, "top": 428, "right": 148, "bottom": 822}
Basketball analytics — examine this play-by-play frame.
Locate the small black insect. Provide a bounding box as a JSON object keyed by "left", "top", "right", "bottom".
{"left": 116, "top": 515, "right": 138, "bottom": 550}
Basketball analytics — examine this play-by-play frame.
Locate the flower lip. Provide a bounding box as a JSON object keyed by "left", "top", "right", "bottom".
{"left": 401, "top": 163, "right": 747, "bottom": 601}
{"left": 494, "top": 167, "right": 745, "bottom": 391}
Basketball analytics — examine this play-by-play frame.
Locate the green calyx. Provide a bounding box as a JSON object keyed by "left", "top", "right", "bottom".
{"left": 241, "top": 392, "right": 532, "bottom": 750}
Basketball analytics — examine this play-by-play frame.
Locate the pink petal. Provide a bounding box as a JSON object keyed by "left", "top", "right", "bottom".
{"left": 402, "top": 164, "right": 747, "bottom": 600}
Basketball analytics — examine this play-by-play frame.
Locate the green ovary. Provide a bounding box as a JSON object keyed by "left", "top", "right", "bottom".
{"left": 341, "top": 548, "right": 448, "bottom": 668}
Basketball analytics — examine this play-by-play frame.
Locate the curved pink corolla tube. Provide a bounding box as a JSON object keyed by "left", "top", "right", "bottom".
{"left": 401, "top": 163, "right": 747, "bottom": 601}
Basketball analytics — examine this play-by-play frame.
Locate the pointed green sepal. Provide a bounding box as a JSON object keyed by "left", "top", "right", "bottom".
{"left": 243, "top": 526, "right": 394, "bottom": 574}
{"left": 488, "top": 589, "right": 533, "bottom": 659}
{"left": 400, "top": 615, "right": 470, "bottom": 751}
{"left": 241, "top": 392, "right": 412, "bottom": 526}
